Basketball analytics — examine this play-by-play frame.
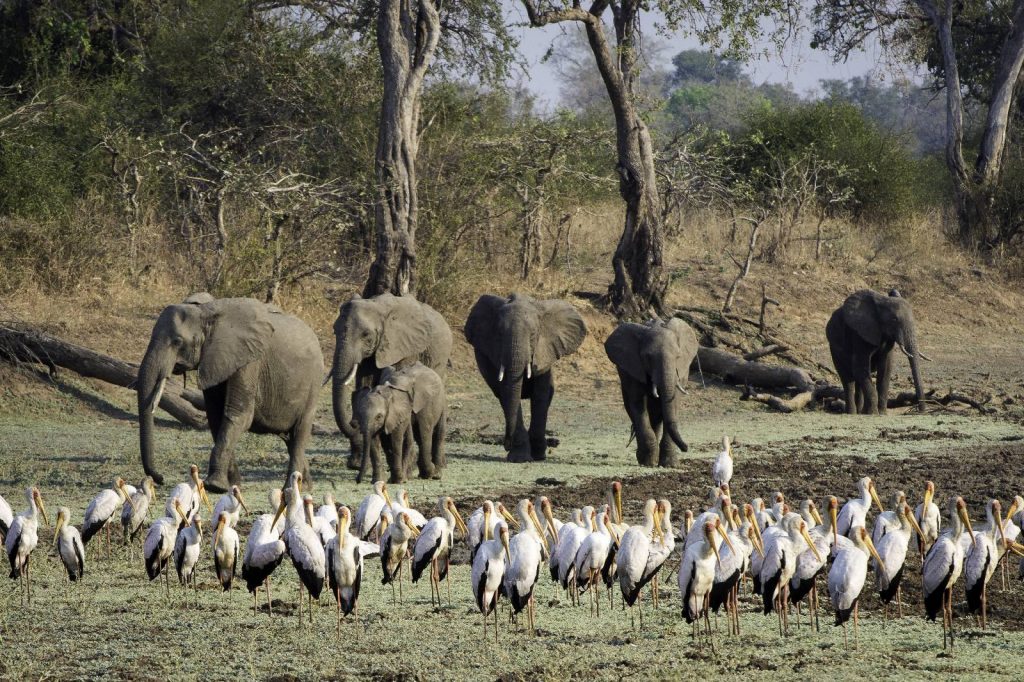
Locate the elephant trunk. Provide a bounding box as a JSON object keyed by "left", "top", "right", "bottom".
{"left": 499, "top": 342, "right": 530, "bottom": 452}
{"left": 899, "top": 330, "right": 925, "bottom": 412}
{"left": 137, "top": 349, "right": 168, "bottom": 485}
{"left": 657, "top": 366, "right": 689, "bottom": 453}
{"left": 332, "top": 345, "right": 359, "bottom": 440}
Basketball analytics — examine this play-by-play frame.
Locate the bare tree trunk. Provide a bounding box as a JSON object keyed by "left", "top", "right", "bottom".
{"left": 363, "top": 0, "right": 440, "bottom": 297}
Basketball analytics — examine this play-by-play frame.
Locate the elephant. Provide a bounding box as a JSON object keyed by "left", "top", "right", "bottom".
{"left": 826, "top": 289, "right": 925, "bottom": 415}
{"left": 464, "top": 293, "right": 587, "bottom": 462}
{"left": 331, "top": 293, "right": 452, "bottom": 469}
{"left": 604, "top": 317, "right": 698, "bottom": 467}
{"left": 350, "top": 362, "right": 447, "bottom": 484}
{"left": 137, "top": 296, "right": 324, "bottom": 493}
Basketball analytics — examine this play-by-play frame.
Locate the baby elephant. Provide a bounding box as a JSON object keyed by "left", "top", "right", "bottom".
{"left": 350, "top": 362, "right": 447, "bottom": 484}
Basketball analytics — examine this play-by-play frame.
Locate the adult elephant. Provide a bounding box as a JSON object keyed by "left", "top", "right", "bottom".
{"left": 137, "top": 296, "right": 323, "bottom": 492}
{"left": 604, "top": 317, "right": 698, "bottom": 467}
{"left": 464, "top": 293, "right": 587, "bottom": 462}
{"left": 826, "top": 289, "right": 925, "bottom": 415}
{"left": 331, "top": 293, "right": 451, "bottom": 468}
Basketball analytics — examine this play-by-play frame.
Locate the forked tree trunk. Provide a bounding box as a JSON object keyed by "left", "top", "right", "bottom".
{"left": 363, "top": 0, "right": 440, "bottom": 297}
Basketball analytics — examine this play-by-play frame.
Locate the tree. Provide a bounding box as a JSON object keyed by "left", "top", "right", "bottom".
{"left": 812, "top": 0, "right": 1024, "bottom": 248}
{"left": 519, "top": 1, "right": 796, "bottom": 317}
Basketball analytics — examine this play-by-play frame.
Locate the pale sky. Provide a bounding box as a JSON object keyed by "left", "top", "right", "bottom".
{"left": 501, "top": 1, "right": 893, "bottom": 110}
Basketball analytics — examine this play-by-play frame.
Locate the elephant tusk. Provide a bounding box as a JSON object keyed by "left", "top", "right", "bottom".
{"left": 676, "top": 382, "right": 688, "bottom": 395}
{"left": 526, "top": 364, "right": 532, "bottom": 380}
{"left": 651, "top": 385, "right": 659, "bottom": 399}
{"left": 498, "top": 365, "right": 505, "bottom": 383}
{"left": 343, "top": 364, "right": 357, "bottom": 387}
{"left": 918, "top": 351, "right": 934, "bottom": 362}
{"left": 152, "top": 377, "right": 166, "bottom": 411}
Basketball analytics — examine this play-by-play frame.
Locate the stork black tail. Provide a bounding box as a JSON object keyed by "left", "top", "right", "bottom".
{"left": 761, "top": 574, "right": 780, "bottom": 615}
{"left": 877, "top": 565, "right": 903, "bottom": 605}
{"left": 834, "top": 598, "right": 857, "bottom": 626}
{"left": 709, "top": 570, "right": 740, "bottom": 613}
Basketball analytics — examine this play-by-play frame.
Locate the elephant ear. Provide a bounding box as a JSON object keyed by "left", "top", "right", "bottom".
{"left": 197, "top": 298, "right": 276, "bottom": 390}
{"left": 533, "top": 300, "right": 587, "bottom": 372}
{"left": 664, "top": 318, "right": 699, "bottom": 367}
{"left": 382, "top": 386, "right": 410, "bottom": 435}
{"left": 464, "top": 294, "right": 506, "bottom": 366}
{"left": 604, "top": 322, "right": 648, "bottom": 383}
{"left": 842, "top": 290, "right": 882, "bottom": 346}
{"left": 375, "top": 295, "right": 432, "bottom": 369}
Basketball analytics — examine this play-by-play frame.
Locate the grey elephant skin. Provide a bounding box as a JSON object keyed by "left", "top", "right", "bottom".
{"left": 826, "top": 289, "right": 925, "bottom": 414}
{"left": 137, "top": 297, "right": 324, "bottom": 492}
{"left": 331, "top": 294, "right": 452, "bottom": 468}
{"left": 605, "top": 317, "right": 698, "bottom": 467}
{"left": 464, "top": 293, "right": 587, "bottom": 462}
{"left": 351, "top": 362, "right": 447, "bottom": 484}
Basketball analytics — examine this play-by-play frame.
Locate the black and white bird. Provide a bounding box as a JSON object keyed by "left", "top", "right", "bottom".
{"left": 679, "top": 520, "right": 733, "bottom": 645}
{"left": 121, "top": 477, "right": 156, "bottom": 547}
{"left": 922, "top": 496, "right": 974, "bottom": 650}
{"left": 713, "top": 505, "right": 760, "bottom": 635}
{"left": 914, "top": 480, "right": 941, "bottom": 557}
{"left": 174, "top": 512, "right": 203, "bottom": 605}
{"left": 326, "top": 506, "right": 379, "bottom": 633}
{"left": 316, "top": 494, "right": 340, "bottom": 532}
{"left": 836, "top": 476, "right": 884, "bottom": 538}
{"left": 504, "top": 499, "right": 550, "bottom": 632}
{"left": 712, "top": 435, "right": 733, "bottom": 488}
{"left": 828, "top": 526, "right": 885, "bottom": 650}
{"left": 875, "top": 501, "right": 925, "bottom": 620}
{"left": 412, "top": 496, "right": 468, "bottom": 606}
{"left": 53, "top": 506, "right": 85, "bottom": 583}
{"left": 380, "top": 510, "right": 420, "bottom": 602}
{"left": 760, "top": 514, "right": 821, "bottom": 635}
{"left": 272, "top": 471, "right": 326, "bottom": 623}
{"left": 82, "top": 477, "right": 136, "bottom": 556}
{"left": 574, "top": 506, "right": 616, "bottom": 616}
{"left": 355, "top": 481, "right": 392, "bottom": 541}
{"left": 871, "top": 490, "right": 907, "bottom": 545}
{"left": 472, "top": 518, "right": 510, "bottom": 642}
{"left": 5, "top": 486, "right": 48, "bottom": 605}
{"left": 0, "top": 493, "right": 13, "bottom": 544}
{"left": 212, "top": 510, "right": 239, "bottom": 592}
{"left": 615, "top": 498, "right": 660, "bottom": 622}
{"left": 144, "top": 499, "right": 186, "bottom": 594}
{"left": 393, "top": 489, "right": 429, "bottom": 529}
{"left": 242, "top": 489, "right": 287, "bottom": 616}
{"left": 165, "top": 464, "right": 211, "bottom": 523}
{"left": 212, "top": 485, "right": 249, "bottom": 530}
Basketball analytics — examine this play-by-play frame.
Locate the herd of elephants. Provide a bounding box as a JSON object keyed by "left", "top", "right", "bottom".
{"left": 135, "top": 288, "right": 926, "bottom": 493}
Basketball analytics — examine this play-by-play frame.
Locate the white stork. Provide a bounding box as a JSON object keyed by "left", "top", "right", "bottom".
{"left": 914, "top": 480, "right": 941, "bottom": 558}
{"left": 272, "top": 471, "right": 326, "bottom": 624}
{"left": 412, "top": 496, "right": 468, "bottom": 607}
{"left": 242, "top": 490, "right": 287, "bottom": 616}
{"left": 549, "top": 508, "right": 584, "bottom": 588}
{"left": 828, "top": 526, "right": 885, "bottom": 649}
{"left": 380, "top": 510, "right": 420, "bottom": 603}
{"left": 355, "top": 481, "right": 392, "bottom": 541}
{"left": 0, "top": 493, "right": 14, "bottom": 544}
{"left": 875, "top": 501, "right": 924, "bottom": 620}
{"left": 53, "top": 506, "right": 85, "bottom": 584}
{"left": 679, "top": 520, "right": 734, "bottom": 647}
{"left": 316, "top": 493, "right": 340, "bottom": 531}
{"left": 712, "top": 435, "right": 733, "bottom": 488}
{"left": 574, "top": 506, "right": 616, "bottom": 617}
{"left": 5, "top": 486, "right": 48, "bottom": 605}
{"left": 121, "top": 477, "right": 156, "bottom": 549}
{"left": 174, "top": 512, "right": 203, "bottom": 606}
{"left": 212, "top": 485, "right": 249, "bottom": 529}
{"left": 326, "top": 506, "right": 379, "bottom": 635}
{"left": 923, "top": 496, "right": 974, "bottom": 649}
{"left": 964, "top": 498, "right": 1009, "bottom": 628}
{"left": 144, "top": 500, "right": 185, "bottom": 595}
{"left": 871, "top": 490, "right": 907, "bottom": 545}
{"left": 760, "top": 513, "right": 821, "bottom": 635}
{"left": 472, "top": 519, "right": 510, "bottom": 642}
{"left": 212, "top": 510, "right": 239, "bottom": 592}
{"left": 165, "top": 464, "right": 211, "bottom": 523}
{"left": 82, "top": 477, "right": 136, "bottom": 557}
{"left": 615, "top": 498, "right": 660, "bottom": 626}
{"left": 393, "top": 489, "right": 428, "bottom": 529}
{"left": 304, "top": 495, "right": 335, "bottom": 546}
{"left": 504, "top": 499, "right": 550, "bottom": 633}
{"left": 836, "top": 476, "right": 884, "bottom": 538}
{"left": 644, "top": 499, "right": 676, "bottom": 608}
{"left": 468, "top": 500, "right": 518, "bottom": 562}
{"left": 712, "top": 504, "right": 760, "bottom": 635}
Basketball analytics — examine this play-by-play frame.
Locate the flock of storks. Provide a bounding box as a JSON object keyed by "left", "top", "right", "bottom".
{"left": 4, "top": 438, "right": 1024, "bottom": 651}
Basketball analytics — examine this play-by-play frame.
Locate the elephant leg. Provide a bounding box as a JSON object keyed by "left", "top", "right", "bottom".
{"left": 385, "top": 434, "right": 406, "bottom": 485}
{"left": 876, "top": 350, "right": 893, "bottom": 415}
{"left": 371, "top": 436, "right": 385, "bottom": 484}
{"left": 852, "top": 351, "right": 878, "bottom": 415}
{"left": 432, "top": 410, "right": 446, "bottom": 477}
{"left": 414, "top": 418, "right": 435, "bottom": 480}
{"left": 528, "top": 372, "right": 554, "bottom": 461}
{"left": 619, "top": 373, "right": 657, "bottom": 467}
{"left": 402, "top": 427, "right": 418, "bottom": 481}
{"left": 648, "top": 397, "right": 676, "bottom": 468}
{"left": 206, "top": 379, "right": 256, "bottom": 493}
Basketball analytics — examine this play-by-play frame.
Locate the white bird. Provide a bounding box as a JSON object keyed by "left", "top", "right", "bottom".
{"left": 914, "top": 480, "right": 941, "bottom": 557}
{"left": 304, "top": 495, "right": 335, "bottom": 546}
{"left": 679, "top": 520, "right": 734, "bottom": 645}
{"left": 923, "top": 496, "right": 974, "bottom": 649}
{"left": 712, "top": 435, "right": 733, "bottom": 488}
{"left": 604, "top": 482, "right": 629, "bottom": 541}
{"left": 212, "top": 485, "right": 249, "bottom": 529}
{"left": 555, "top": 506, "right": 593, "bottom": 599}
{"left": 380, "top": 510, "right": 420, "bottom": 602}
{"left": 393, "top": 489, "right": 429, "bottom": 529}
{"left": 760, "top": 514, "right": 821, "bottom": 635}
{"left": 82, "top": 477, "right": 136, "bottom": 557}
{"left": 685, "top": 494, "right": 733, "bottom": 550}
{"left": 165, "top": 464, "right": 211, "bottom": 523}
{"left": 242, "top": 490, "right": 287, "bottom": 615}
{"left": 272, "top": 472, "right": 326, "bottom": 623}
{"left": 643, "top": 499, "right": 676, "bottom": 609}
{"left": 574, "top": 506, "right": 616, "bottom": 616}
{"left": 412, "top": 496, "right": 468, "bottom": 606}
{"left": 964, "top": 498, "right": 1011, "bottom": 628}
{"left": 316, "top": 494, "right": 340, "bottom": 530}
{"left": 871, "top": 490, "right": 907, "bottom": 545}
{"left": 174, "top": 512, "right": 203, "bottom": 605}
{"left": 828, "top": 526, "right": 885, "bottom": 649}
{"left": 836, "top": 476, "right": 884, "bottom": 538}
{"left": 875, "top": 502, "right": 923, "bottom": 620}
{"left": 212, "top": 510, "right": 239, "bottom": 592}
{"left": 326, "top": 506, "right": 379, "bottom": 633}
{"left": 549, "top": 508, "right": 583, "bottom": 586}
{"left": 355, "top": 481, "right": 392, "bottom": 541}
{"left": 5, "top": 486, "right": 48, "bottom": 605}
{"left": 144, "top": 500, "right": 185, "bottom": 594}
{"left": 469, "top": 501, "right": 518, "bottom": 561}
{"left": 0, "top": 493, "right": 13, "bottom": 544}
{"left": 615, "top": 498, "right": 660, "bottom": 622}
{"left": 713, "top": 505, "right": 761, "bottom": 635}
{"left": 537, "top": 496, "right": 563, "bottom": 555}
{"left": 472, "top": 519, "right": 510, "bottom": 642}
{"left": 504, "top": 499, "right": 550, "bottom": 632}
{"left": 53, "top": 507, "right": 85, "bottom": 583}
{"left": 121, "top": 477, "right": 156, "bottom": 546}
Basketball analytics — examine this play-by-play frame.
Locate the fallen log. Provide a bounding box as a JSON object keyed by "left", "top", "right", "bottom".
{"left": 741, "top": 384, "right": 844, "bottom": 413}
{"left": 694, "top": 346, "right": 815, "bottom": 392}
{"left": 0, "top": 324, "right": 208, "bottom": 428}
{"left": 743, "top": 344, "right": 788, "bottom": 361}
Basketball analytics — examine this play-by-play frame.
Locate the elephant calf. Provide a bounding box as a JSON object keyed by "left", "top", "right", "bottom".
{"left": 351, "top": 362, "right": 447, "bottom": 484}
{"left": 605, "top": 317, "right": 698, "bottom": 467}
